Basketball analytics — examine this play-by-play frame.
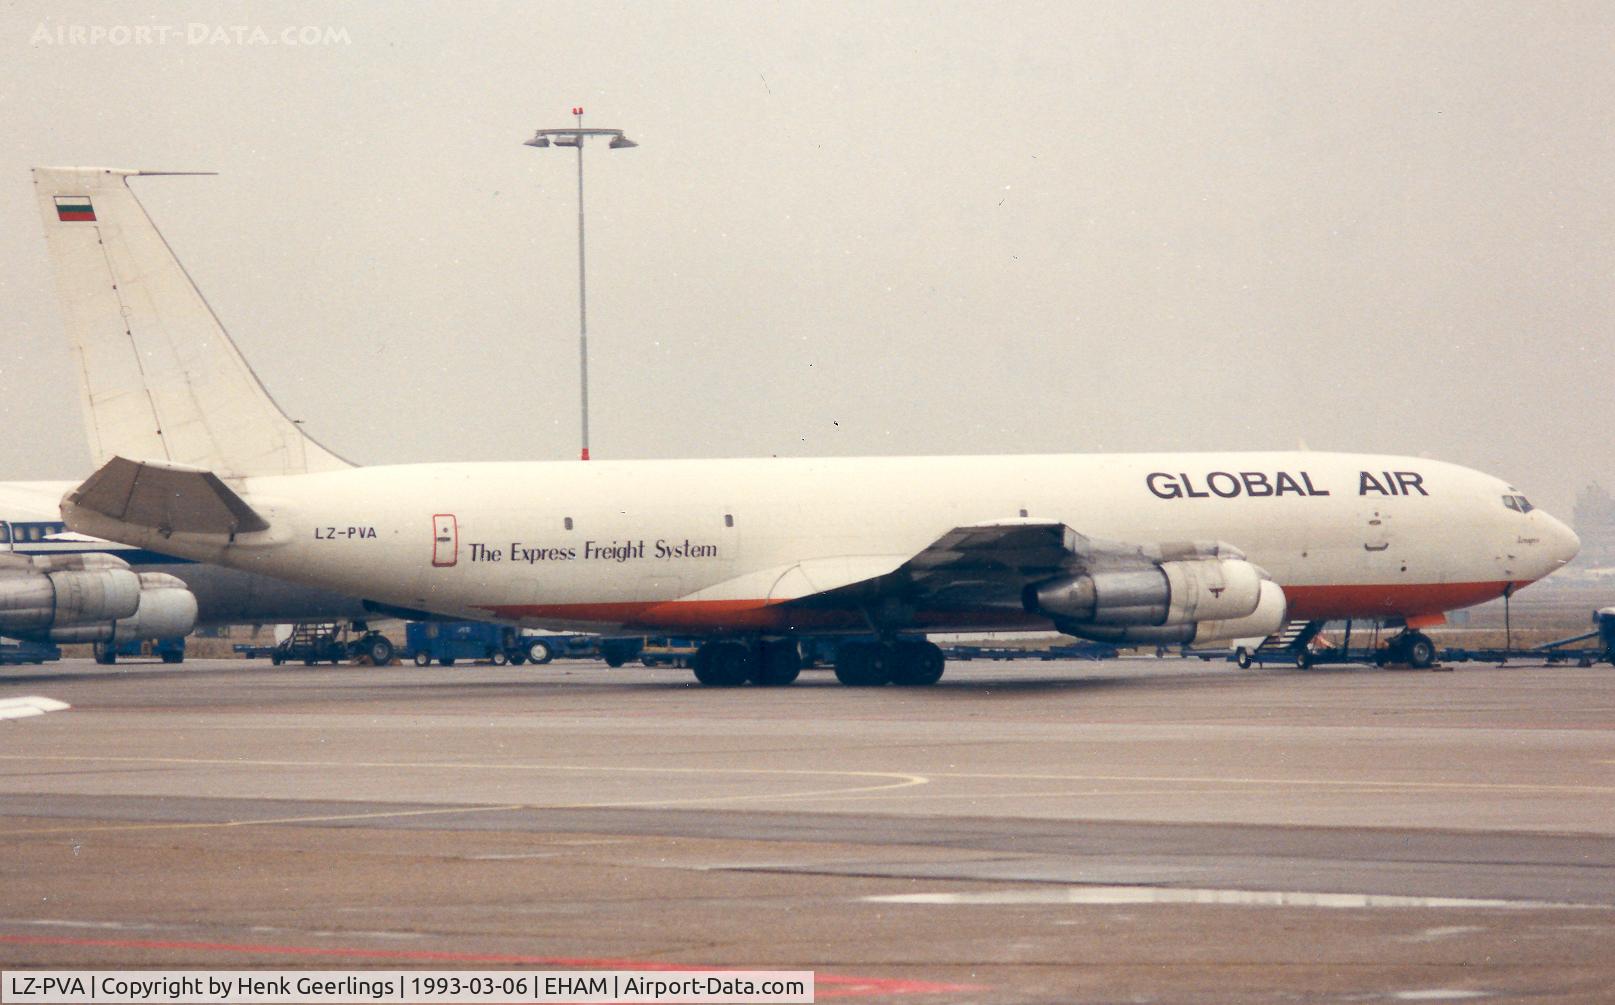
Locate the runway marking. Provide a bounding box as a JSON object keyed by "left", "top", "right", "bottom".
{"left": 0, "top": 754, "right": 930, "bottom": 835}
{"left": 0, "top": 803, "right": 531, "bottom": 838}
{"left": 2, "top": 752, "right": 1605, "bottom": 797}
{"left": 0, "top": 752, "right": 928, "bottom": 790}
{"left": 862, "top": 887, "right": 1604, "bottom": 910}
{"left": 911, "top": 769, "right": 1615, "bottom": 796}
{"left": 0, "top": 696, "right": 69, "bottom": 721}
{"left": 1398, "top": 926, "right": 1486, "bottom": 943}
{"left": 821, "top": 785, "right": 1445, "bottom": 804}
{"left": 0, "top": 933, "right": 979, "bottom": 998}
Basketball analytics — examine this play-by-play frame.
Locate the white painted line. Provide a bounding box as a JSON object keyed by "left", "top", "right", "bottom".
{"left": 861, "top": 886, "right": 1603, "bottom": 910}
{"left": 1398, "top": 925, "right": 1486, "bottom": 943}
{"left": 0, "top": 696, "right": 69, "bottom": 721}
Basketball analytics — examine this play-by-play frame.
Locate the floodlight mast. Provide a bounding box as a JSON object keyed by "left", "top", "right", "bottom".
{"left": 524, "top": 108, "right": 637, "bottom": 461}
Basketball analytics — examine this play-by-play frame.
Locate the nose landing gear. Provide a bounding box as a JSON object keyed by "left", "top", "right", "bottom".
{"left": 1376, "top": 629, "right": 1438, "bottom": 669}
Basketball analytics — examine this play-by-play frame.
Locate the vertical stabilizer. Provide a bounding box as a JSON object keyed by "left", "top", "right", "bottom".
{"left": 33, "top": 167, "right": 352, "bottom": 477}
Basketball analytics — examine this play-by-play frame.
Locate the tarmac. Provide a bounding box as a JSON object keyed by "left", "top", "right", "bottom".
{"left": 2, "top": 654, "right": 1614, "bottom": 1003}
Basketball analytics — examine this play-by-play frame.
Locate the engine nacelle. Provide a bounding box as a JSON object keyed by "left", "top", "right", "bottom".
{"left": 1025, "top": 558, "right": 1264, "bottom": 628}
{"left": 1064, "top": 579, "right": 1288, "bottom": 646}
{"left": 0, "top": 567, "right": 141, "bottom": 632}
{"left": 116, "top": 573, "right": 199, "bottom": 640}
{"left": 0, "top": 556, "right": 197, "bottom": 644}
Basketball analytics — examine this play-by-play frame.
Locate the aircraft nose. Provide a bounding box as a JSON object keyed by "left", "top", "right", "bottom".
{"left": 1541, "top": 511, "right": 1581, "bottom": 570}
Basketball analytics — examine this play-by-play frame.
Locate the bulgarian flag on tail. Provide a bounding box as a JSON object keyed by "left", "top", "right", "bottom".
{"left": 54, "top": 196, "right": 95, "bottom": 222}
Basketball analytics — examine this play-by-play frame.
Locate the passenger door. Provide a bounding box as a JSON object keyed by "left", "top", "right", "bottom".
{"left": 432, "top": 514, "right": 458, "bottom": 567}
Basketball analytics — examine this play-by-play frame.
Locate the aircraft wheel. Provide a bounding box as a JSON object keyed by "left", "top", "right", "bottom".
{"left": 1235, "top": 647, "right": 1253, "bottom": 670}
{"left": 526, "top": 639, "right": 555, "bottom": 665}
{"left": 692, "top": 641, "right": 752, "bottom": 686}
{"left": 490, "top": 650, "right": 508, "bottom": 666}
{"left": 366, "top": 636, "right": 394, "bottom": 666}
{"left": 413, "top": 651, "right": 432, "bottom": 667}
{"left": 1406, "top": 633, "right": 1437, "bottom": 669}
{"left": 889, "top": 640, "right": 945, "bottom": 686}
{"left": 753, "top": 639, "right": 802, "bottom": 686}
{"left": 834, "top": 642, "right": 890, "bottom": 686}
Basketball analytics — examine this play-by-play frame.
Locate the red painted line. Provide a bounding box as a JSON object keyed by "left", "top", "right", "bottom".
{"left": 0, "top": 933, "right": 978, "bottom": 998}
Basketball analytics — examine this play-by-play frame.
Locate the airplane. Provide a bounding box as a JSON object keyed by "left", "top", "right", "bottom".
{"left": 33, "top": 166, "right": 1581, "bottom": 687}
{"left": 0, "top": 479, "right": 390, "bottom": 663}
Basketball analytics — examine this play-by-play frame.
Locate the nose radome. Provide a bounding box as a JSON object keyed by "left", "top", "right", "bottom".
{"left": 1543, "top": 512, "right": 1581, "bottom": 568}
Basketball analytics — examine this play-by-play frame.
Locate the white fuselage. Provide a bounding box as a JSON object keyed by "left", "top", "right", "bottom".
{"left": 64, "top": 451, "right": 1580, "bottom": 635}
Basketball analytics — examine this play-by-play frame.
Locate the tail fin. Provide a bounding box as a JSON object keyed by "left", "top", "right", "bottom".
{"left": 33, "top": 167, "right": 352, "bottom": 477}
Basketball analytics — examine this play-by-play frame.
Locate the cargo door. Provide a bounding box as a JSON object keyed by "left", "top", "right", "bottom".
{"left": 432, "top": 514, "right": 458, "bottom": 567}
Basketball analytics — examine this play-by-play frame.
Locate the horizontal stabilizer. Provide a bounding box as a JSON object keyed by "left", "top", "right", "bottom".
{"left": 65, "top": 456, "right": 269, "bottom": 537}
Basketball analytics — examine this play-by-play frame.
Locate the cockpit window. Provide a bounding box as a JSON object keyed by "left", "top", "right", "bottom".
{"left": 1502, "top": 495, "right": 1534, "bottom": 514}
{"left": 1503, "top": 495, "right": 1520, "bottom": 512}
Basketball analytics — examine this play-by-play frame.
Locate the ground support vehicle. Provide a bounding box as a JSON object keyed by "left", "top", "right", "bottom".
{"left": 639, "top": 638, "right": 701, "bottom": 668}
{"left": 93, "top": 635, "right": 185, "bottom": 665}
{"left": 404, "top": 622, "right": 520, "bottom": 667}
{"left": 943, "top": 641, "right": 1118, "bottom": 661}
{"left": 270, "top": 622, "right": 396, "bottom": 666}
{"left": 0, "top": 637, "right": 60, "bottom": 665}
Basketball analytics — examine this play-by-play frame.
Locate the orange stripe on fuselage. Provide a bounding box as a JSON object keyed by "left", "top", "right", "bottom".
{"left": 1283, "top": 581, "right": 1517, "bottom": 621}
{"left": 483, "top": 580, "right": 1524, "bottom": 633}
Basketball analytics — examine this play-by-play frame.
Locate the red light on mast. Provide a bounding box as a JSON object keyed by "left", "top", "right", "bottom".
{"left": 572, "top": 106, "right": 584, "bottom": 116}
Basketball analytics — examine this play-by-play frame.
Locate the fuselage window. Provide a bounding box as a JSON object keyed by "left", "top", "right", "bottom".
{"left": 724, "top": 513, "right": 734, "bottom": 528}
{"left": 564, "top": 517, "right": 574, "bottom": 530}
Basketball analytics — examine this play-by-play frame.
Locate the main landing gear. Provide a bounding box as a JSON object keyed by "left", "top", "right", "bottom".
{"left": 834, "top": 639, "right": 946, "bottom": 687}
{"left": 687, "top": 638, "right": 947, "bottom": 687}
{"left": 690, "top": 639, "right": 802, "bottom": 687}
{"left": 1376, "top": 629, "right": 1438, "bottom": 669}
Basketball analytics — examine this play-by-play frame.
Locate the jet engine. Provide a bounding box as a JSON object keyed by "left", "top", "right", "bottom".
{"left": 1024, "top": 557, "right": 1287, "bottom": 645}
{"left": 0, "top": 553, "right": 197, "bottom": 644}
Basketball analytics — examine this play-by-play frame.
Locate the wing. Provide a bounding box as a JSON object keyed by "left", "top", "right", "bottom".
{"left": 660, "top": 518, "right": 1252, "bottom": 633}
{"left": 789, "top": 519, "right": 1248, "bottom": 621}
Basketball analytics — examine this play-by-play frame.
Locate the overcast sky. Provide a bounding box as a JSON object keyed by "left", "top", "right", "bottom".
{"left": 1, "top": 1, "right": 1610, "bottom": 517}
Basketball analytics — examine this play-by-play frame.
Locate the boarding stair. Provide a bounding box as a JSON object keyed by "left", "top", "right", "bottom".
{"left": 273, "top": 622, "right": 346, "bottom": 665}
{"left": 1242, "top": 619, "right": 1326, "bottom": 667}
